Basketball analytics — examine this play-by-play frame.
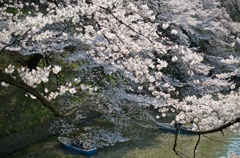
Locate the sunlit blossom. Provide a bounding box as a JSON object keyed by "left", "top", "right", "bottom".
{"left": 1, "top": 82, "right": 9, "bottom": 87}
{"left": 171, "top": 56, "right": 178, "bottom": 62}
{"left": 162, "top": 23, "right": 169, "bottom": 29}
{"left": 52, "top": 65, "right": 61, "bottom": 74}
{"left": 69, "top": 88, "right": 77, "bottom": 94}
{"left": 5, "top": 64, "right": 15, "bottom": 74}
{"left": 44, "top": 88, "right": 49, "bottom": 93}
{"left": 59, "top": 85, "right": 67, "bottom": 95}
{"left": 171, "top": 29, "right": 178, "bottom": 35}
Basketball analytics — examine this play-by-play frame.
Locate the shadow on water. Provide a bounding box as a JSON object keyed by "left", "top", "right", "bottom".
{"left": 7, "top": 119, "right": 238, "bottom": 158}
{"left": 9, "top": 128, "right": 168, "bottom": 158}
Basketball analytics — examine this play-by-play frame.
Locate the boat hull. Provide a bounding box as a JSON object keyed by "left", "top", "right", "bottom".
{"left": 157, "top": 123, "right": 197, "bottom": 135}
{"left": 58, "top": 137, "right": 97, "bottom": 155}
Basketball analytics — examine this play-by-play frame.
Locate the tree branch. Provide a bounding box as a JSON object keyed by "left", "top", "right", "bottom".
{"left": 173, "top": 117, "right": 240, "bottom": 136}
{"left": 202, "top": 134, "right": 226, "bottom": 145}
{"left": 100, "top": 6, "right": 153, "bottom": 43}
{"left": 0, "top": 70, "right": 63, "bottom": 118}
{"left": 172, "top": 126, "right": 189, "bottom": 158}
{"left": 0, "top": 29, "right": 32, "bottom": 54}
{"left": 172, "top": 128, "right": 179, "bottom": 155}
{"left": 191, "top": 117, "right": 240, "bottom": 135}
{"left": 193, "top": 134, "right": 201, "bottom": 158}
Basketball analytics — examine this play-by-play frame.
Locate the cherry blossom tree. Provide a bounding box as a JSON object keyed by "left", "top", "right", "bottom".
{"left": 0, "top": 0, "right": 240, "bottom": 156}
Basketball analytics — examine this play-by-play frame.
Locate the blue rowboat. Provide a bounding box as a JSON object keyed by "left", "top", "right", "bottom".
{"left": 58, "top": 137, "right": 97, "bottom": 155}
{"left": 157, "top": 123, "right": 197, "bottom": 135}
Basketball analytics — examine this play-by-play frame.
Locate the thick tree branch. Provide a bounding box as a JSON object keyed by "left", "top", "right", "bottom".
{"left": 190, "top": 117, "right": 240, "bottom": 135}
{"left": 0, "top": 70, "right": 63, "bottom": 118}
{"left": 170, "top": 119, "right": 240, "bottom": 157}
{"left": 171, "top": 117, "right": 240, "bottom": 137}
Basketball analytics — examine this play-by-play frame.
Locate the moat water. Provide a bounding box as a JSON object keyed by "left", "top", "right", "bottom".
{"left": 7, "top": 119, "right": 240, "bottom": 158}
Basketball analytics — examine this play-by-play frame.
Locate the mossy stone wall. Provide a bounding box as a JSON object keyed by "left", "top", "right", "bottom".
{"left": 0, "top": 119, "right": 55, "bottom": 158}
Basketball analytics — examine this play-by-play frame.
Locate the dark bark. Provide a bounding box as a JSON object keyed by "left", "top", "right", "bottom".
{"left": 26, "top": 54, "right": 43, "bottom": 70}
{"left": 0, "top": 70, "right": 62, "bottom": 118}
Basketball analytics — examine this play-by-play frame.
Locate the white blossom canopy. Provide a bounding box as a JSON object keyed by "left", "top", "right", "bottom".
{"left": 0, "top": 0, "right": 240, "bottom": 134}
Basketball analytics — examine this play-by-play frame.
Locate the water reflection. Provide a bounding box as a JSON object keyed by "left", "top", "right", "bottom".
{"left": 7, "top": 118, "right": 237, "bottom": 158}
{"left": 9, "top": 128, "right": 231, "bottom": 158}
{"left": 223, "top": 137, "right": 240, "bottom": 157}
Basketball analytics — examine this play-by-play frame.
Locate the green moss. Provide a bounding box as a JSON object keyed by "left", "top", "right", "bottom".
{"left": 5, "top": 8, "right": 19, "bottom": 15}
{"left": 0, "top": 86, "right": 54, "bottom": 137}
{"left": 68, "top": 62, "right": 79, "bottom": 70}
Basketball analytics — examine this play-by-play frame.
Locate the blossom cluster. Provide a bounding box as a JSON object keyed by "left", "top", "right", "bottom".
{"left": 164, "top": 91, "right": 240, "bottom": 132}
{"left": 49, "top": 119, "right": 79, "bottom": 136}
{"left": 47, "top": 82, "right": 77, "bottom": 101}
{"left": 4, "top": 64, "right": 76, "bottom": 101}
{"left": 17, "top": 66, "right": 51, "bottom": 87}
{"left": 15, "top": 65, "right": 61, "bottom": 87}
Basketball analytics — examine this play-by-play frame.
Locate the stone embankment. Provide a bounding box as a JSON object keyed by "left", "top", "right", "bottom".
{"left": 0, "top": 120, "right": 55, "bottom": 158}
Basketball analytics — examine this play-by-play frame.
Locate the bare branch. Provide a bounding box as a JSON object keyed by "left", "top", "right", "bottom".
{"left": 202, "top": 134, "right": 226, "bottom": 145}
{"left": 172, "top": 126, "right": 189, "bottom": 158}
{"left": 100, "top": 6, "right": 153, "bottom": 43}
{"left": 193, "top": 134, "right": 201, "bottom": 158}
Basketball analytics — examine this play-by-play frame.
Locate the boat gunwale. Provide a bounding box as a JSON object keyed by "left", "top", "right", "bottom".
{"left": 58, "top": 137, "right": 97, "bottom": 152}
{"left": 157, "top": 123, "right": 198, "bottom": 134}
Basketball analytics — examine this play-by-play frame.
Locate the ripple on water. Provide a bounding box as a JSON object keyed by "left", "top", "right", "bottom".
{"left": 225, "top": 137, "right": 240, "bottom": 156}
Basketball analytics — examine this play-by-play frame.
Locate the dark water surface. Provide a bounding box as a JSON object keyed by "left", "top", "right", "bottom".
{"left": 8, "top": 127, "right": 238, "bottom": 158}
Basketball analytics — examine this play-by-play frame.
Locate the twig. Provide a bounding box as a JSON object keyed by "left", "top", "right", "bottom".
{"left": 100, "top": 6, "right": 153, "bottom": 43}
{"left": 202, "top": 134, "right": 227, "bottom": 145}
{"left": 193, "top": 134, "right": 201, "bottom": 158}
{"left": 0, "top": 29, "right": 32, "bottom": 53}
